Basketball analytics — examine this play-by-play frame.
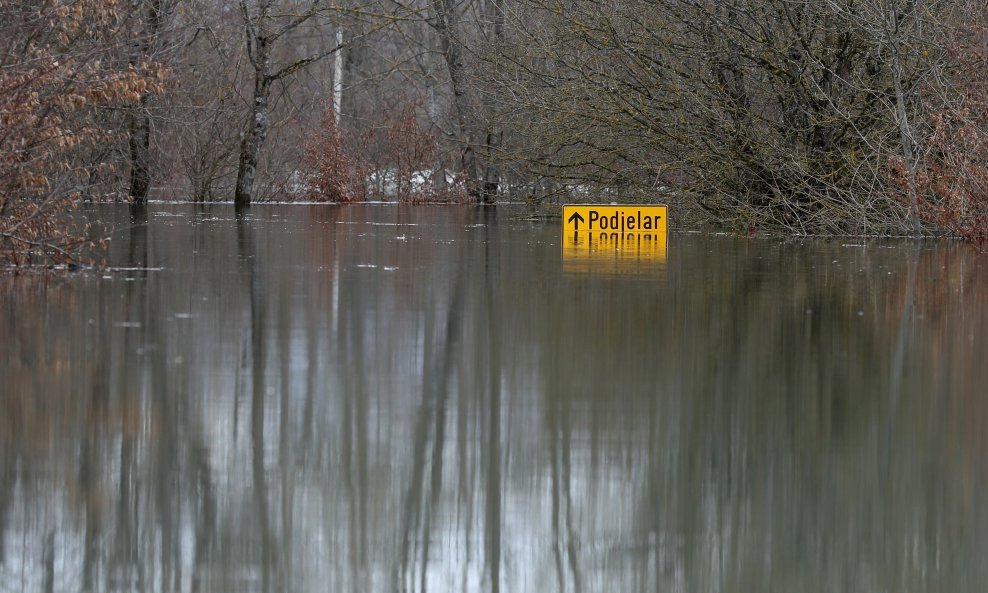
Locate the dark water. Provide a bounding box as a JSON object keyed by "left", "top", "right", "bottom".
{"left": 2, "top": 204, "right": 988, "bottom": 593}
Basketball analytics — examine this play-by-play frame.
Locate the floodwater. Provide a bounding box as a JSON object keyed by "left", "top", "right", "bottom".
{"left": 2, "top": 203, "right": 988, "bottom": 593}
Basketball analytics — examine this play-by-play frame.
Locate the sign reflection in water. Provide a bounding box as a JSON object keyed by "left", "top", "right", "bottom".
{"left": 1, "top": 204, "right": 988, "bottom": 593}
{"left": 562, "top": 229, "right": 668, "bottom": 275}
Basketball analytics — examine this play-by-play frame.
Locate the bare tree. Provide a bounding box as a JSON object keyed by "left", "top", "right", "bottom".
{"left": 431, "top": 0, "right": 479, "bottom": 197}
{"left": 235, "top": 0, "right": 347, "bottom": 206}
{"left": 427, "top": 0, "right": 507, "bottom": 202}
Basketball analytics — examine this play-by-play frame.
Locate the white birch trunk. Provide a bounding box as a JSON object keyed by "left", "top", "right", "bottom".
{"left": 332, "top": 28, "right": 344, "bottom": 122}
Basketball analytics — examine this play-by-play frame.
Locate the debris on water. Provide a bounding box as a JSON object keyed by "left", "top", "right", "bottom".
{"left": 114, "top": 321, "right": 141, "bottom": 328}
{"left": 337, "top": 221, "right": 420, "bottom": 226}
{"left": 383, "top": 266, "right": 398, "bottom": 271}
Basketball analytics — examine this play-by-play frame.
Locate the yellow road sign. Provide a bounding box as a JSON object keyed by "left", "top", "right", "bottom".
{"left": 562, "top": 204, "right": 667, "bottom": 234}
{"left": 561, "top": 204, "right": 668, "bottom": 274}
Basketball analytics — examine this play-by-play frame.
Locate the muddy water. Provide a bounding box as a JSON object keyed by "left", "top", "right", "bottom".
{"left": 1, "top": 203, "right": 987, "bottom": 593}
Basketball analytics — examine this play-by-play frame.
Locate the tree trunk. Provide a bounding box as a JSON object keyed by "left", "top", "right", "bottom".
{"left": 128, "top": 0, "right": 169, "bottom": 203}
{"left": 480, "top": 0, "right": 504, "bottom": 205}
{"left": 888, "top": 6, "right": 923, "bottom": 234}
{"left": 236, "top": 47, "right": 272, "bottom": 207}
{"left": 332, "top": 28, "right": 344, "bottom": 122}
{"left": 129, "top": 97, "right": 152, "bottom": 203}
{"left": 482, "top": 126, "right": 499, "bottom": 204}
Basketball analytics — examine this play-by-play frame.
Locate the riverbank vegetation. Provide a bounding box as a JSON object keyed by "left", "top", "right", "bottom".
{"left": 1, "top": 0, "right": 986, "bottom": 262}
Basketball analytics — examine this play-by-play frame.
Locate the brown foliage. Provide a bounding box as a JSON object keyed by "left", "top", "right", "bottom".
{"left": 0, "top": 0, "right": 163, "bottom": 265}
{"left": 301, "top": 98, "right": 469, "bottom": 203}
{"left": 896, "top": 8, "right": 988, "bottom": 243}
{"left": 301, "top": 108, "right": 367, "bottom": 203}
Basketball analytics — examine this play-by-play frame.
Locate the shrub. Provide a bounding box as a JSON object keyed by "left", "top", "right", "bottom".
{"left": 300, "top": 107, "right": 367, "bottom": 202}
{"left": 301, "top": 96, "right": 469, "bottom": 203}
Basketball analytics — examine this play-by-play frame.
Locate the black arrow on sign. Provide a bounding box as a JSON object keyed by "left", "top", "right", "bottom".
{"left": 567, "top": 211, "right": 586, "bottom": 230}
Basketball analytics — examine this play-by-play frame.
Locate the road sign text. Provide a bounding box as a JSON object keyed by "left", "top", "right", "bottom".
{"left": 563, "top": 205, "right": 667, "bottom": 234}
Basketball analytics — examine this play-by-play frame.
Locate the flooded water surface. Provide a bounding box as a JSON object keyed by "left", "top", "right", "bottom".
{"left": 2, "top": 204, "right": 988, "bottom": 593}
